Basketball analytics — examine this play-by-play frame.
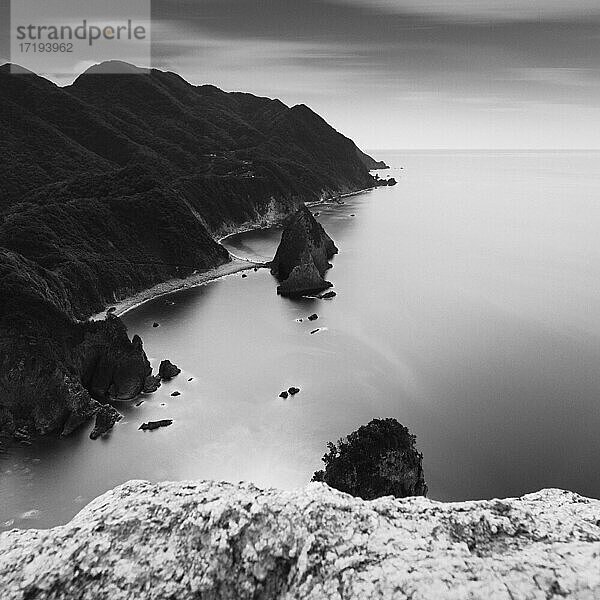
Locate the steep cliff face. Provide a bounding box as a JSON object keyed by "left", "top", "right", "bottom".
{"left": 1, "top": 481, "right": 598, "bottom": 599}
{"left": 0, "top": 315, "right": 152, "bottom": 439}
{"left": 0, "top": 252, "right": 152, "bottom": 439}
{"left": 271, "top": 205, "right": 338, "bottom": 297}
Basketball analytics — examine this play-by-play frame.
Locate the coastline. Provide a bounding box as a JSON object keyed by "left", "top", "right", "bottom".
{"left": 90, "top": 258, "right": 264, "bottom": 320}
{"left": 218, "top": 228, "right": 280, "bottom": 256}
{"left": 91, "top": 185, "right": 375, "bottom": 322}
{"left": 306, "top": 185, "right": 376, "bottom": 208}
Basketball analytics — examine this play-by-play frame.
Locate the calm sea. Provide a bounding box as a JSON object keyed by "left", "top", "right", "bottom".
{"left": 3, "top": 150, "right": 600, "bottom": 529}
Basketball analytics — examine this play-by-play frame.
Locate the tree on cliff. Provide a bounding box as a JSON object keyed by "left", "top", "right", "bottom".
{"left": 312, "top": 418, "right": 428, "bottom": 500}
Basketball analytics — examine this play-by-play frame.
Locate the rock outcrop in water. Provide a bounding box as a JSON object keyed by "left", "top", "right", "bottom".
{"left": 89, "top": 405, "right": 123, "bottom": 440}
{"left": 139, "top": 419, "right": 173, "bottom": 431}
{"left": 142, "top": 375, "right": 161, "bottom": 393}
{"left": 0, "top": 481, "right": 598, "bottom": 599}
{"left": 271, "top": 205, "right": 338, "bottom": 297}
{"left": 158, "top": 360, "right": 181, "bottom": 380}
{"left": 312, "top": 419, "right": 428, "bottom": 499}
{"left": 79, "top": 316, "right": 152, "bottom": 402}
{"left": 375, "top": 176, "right": 397, "bottom": 187}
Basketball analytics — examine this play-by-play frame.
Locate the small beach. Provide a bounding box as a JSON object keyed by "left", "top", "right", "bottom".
{"left": 90, "top": 258, "right": 262, "bottom": 320}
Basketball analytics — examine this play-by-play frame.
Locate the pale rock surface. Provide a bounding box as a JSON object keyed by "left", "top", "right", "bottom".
{"left": 0, "top": 481, "right": 599, "bottom": 599}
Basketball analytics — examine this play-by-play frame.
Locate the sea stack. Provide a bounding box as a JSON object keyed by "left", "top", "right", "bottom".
{"left": 271, "top": 204, "right": 338, "bottom": 297}
{"left": 312, "top": 419, "right": 427, "bottom": 500}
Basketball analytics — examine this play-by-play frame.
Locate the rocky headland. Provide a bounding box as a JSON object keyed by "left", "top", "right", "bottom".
{"left": 0, "top": 481, "right": 598, "bottom": 599}
{"left": 270, "top": 204, "right": 339, "bottom": 297}
{"left": 0, "top": 307, "right": 179, "bottom": 442}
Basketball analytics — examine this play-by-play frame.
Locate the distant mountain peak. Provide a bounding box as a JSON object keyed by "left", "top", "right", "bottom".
{"left": 79, "top": 61, "right": 149, "bottom": 76}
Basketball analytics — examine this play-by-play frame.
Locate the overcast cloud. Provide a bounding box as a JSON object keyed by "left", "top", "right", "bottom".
{"left": 2, "top": 0, "right": 599, "bottom": 148}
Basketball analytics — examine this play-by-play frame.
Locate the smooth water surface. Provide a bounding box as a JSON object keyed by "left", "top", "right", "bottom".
{"left": 3, "top": 150, "right": 600, "bottom": 530}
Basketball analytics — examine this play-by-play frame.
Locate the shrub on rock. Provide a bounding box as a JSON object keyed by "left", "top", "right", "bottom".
{"left": 312, "top": 418, "right": 427, "bottom": 500}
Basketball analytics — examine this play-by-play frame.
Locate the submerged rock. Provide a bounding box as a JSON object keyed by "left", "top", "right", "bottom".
{"left": 0, "top": 482, "right": 598, "bottom": 599}
{"left": 271, "top": 205, "right": 338, "bottom": 297}
{"left": 89, "top": 405, "right": 123, "bottom": 440}
{"left": 307, "top": 313, "right": 318, "bottom": 321}
{"left": 152, "top": 322, "right": 160, "bottom": 328}
{"left": 288, "top": 387, "right": 300, "bottom": 396}
{"left": 312, "top": 418, "right": 427, "bottom": 500}
{"left": 139, "top": 420, "right": 173, "bottom": 431}
{"left": 279, "top": 391, "right": 289, "bottom": 399}
{"left": 170, "top": 391, "right": 181, "bottom": 397}
{"left": 158, "top": 360, "right": 181, "bottom": 380}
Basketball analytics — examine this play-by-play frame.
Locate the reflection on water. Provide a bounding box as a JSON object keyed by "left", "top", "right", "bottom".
{"left": 3, "top": 150, "right": 600, "bottom": 530}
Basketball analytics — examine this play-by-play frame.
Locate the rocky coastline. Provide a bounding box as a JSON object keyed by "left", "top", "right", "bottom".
{"left": 1, "top": 481, "right": 598, "bottom": 599}
{"left": 0, "top": 62, "right": 383, "bottom": 449}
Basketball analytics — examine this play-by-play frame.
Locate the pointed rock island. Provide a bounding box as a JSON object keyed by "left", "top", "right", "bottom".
{"left": 270, "top": 204, "right": 338, "bottom": 297}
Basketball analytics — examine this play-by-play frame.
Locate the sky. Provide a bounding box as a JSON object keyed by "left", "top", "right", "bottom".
{"left": 3, "top": 0, "right": 600, "bottom": 149}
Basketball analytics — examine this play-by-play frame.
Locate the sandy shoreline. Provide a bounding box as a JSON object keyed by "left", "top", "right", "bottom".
{"left": 90, "top": 258, "right": 264, "bottom": 320}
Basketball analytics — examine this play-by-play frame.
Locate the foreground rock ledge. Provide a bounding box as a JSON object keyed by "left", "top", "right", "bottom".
{"left": 1, "top": 482, "right": 599, "bottom": 599}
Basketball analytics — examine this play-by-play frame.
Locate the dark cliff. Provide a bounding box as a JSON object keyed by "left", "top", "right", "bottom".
{"left": 0, "top": 62, "right": 384, "bottom": 442}
{"left": 270, "top": 204, "right": 338, "bottom": 297}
